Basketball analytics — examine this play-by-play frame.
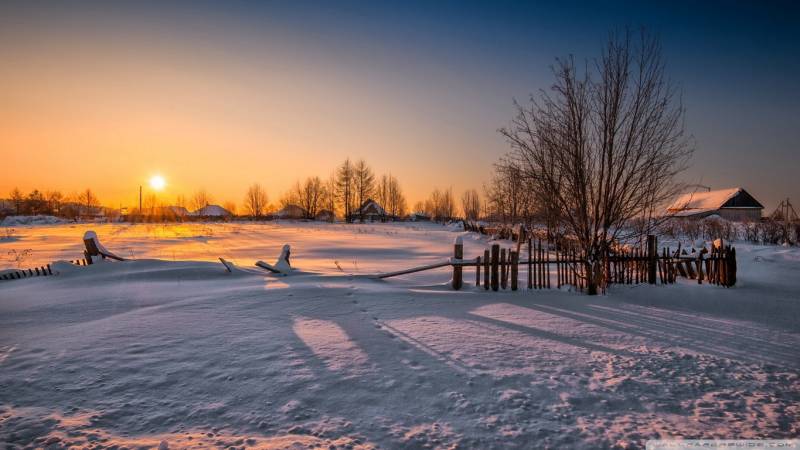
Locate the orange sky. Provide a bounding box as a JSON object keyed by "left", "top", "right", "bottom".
{"left": 0, "top": 9, "right": 501, "bottom": 209}
{"left": 3, "top": 2, "right": 798, "bottom": 212}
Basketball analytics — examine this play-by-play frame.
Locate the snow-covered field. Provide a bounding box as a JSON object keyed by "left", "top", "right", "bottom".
{"left": 1, "top": 222, "right": 798, "bottom": 449}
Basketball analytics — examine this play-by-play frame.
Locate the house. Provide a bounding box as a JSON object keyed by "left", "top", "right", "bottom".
{"left": 167, "top": 205, "right": 190, "bottom": 217}
{"left": 315, "top": 209, "right": 335, "bottom": 222}
{"left": 667, "top": 187, "right": 763, "bottom": 221}
{"left": 191, "top": 204, "right": 233, "bottom": 218}
{"left": 274, "top": 204, "right": 307, "bottom": 220}
{"left": 407, "top": 211, "right": 431, "bottom": 222}
{"left": 349, "top": 199, "right": 388, "bottom": 222}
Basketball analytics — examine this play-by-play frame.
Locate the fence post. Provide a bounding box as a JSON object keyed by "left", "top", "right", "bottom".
{"left": 491, "top": 244, "right": 500, "bottom": 291}
{"left": 452, "top": 236, "right": 463, "bottom": 290}
{"left": 510, "top": 251, "right": 518, "bottom": 291}
{"left": 475, "top": 256, "right": 481, "bottom": 287}
{"left": 500, "top": 248, "right": 507, "bottom": 290}
{"left": 696, "top": 251, "right": 704, "bottom": 284}
{"left": 484, "top": 249, "right": 490, "bottom": 290}
{"left": 545, "top": 242, "right": 551, "bottom": 289}
{"left": 528, "top": 238, "right": 533, "bottom": 290}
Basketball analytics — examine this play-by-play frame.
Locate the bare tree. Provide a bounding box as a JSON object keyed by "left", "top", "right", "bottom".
{"left": 353, "top": 159, "right": 375, "bottom": 222}
{"left": 323, "top": 174, "right": 337, "bottom": 222}
{"left": 376, "top": 173, "right": 407, "bottom": 219}
{"left": 78, "top": 188, "right": 99, "bottom": 216}
{"left": 223, "top": 201, "right": 237, "bottom": 216}
{"left": 296, "top": 176, "right": 324, "bottom": 219}
{"left": 336, "top": 158, "right": 356, "bottom": 222}
{"left": 143, "top": 193, "right": 160, "bottom": 217}
{"left": 483, "top": 162, "right": 535, "bottom": 225}
{"left": 191, "top": 189, "right": 213, "bottom": 212}
{"left": 386, "top": 175, "right": 407, "bottom": 218}
{"left": 25, "top": 190, "right": 47, "bottom": 215}
{"left": 499, "top": 30, "right": 692, "bottom": 294}
{"left": 412, "top": 200, "right": 427, "bottom": 216}
{"left": 10, "top": 188, "right": 23, "bottom": 215}
{"left": 175, "top": 194, "right": 186, "bottom": 209}
{"left": 46, "top": 190, "right": 63, "bottom": 215}
{"left": 376, "top": 174, "right": 390, "bottom": 215}
{"left": 461, "top": 189, "right": 482, "bottom": 221}
{"left": 427, "top": 187, "right": 455, "bottom": 221}
{"left": 244, "top": 183, "right": 268, "bottom": 217}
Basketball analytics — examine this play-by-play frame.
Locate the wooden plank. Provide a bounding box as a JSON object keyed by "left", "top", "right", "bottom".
{"left": 491, "top": 244, "right": 499, "bottom": 291}
{"left": 556, "top": 247, "right": 561, "bottom": 288}
{"left": 484, "top": 249, "right": 490, "bottom": 290}
{"left": 452, "top": 237, "right": 463, "bottom": 290}
{"left": 528, "top": 238, "right": 533, "bottom": 290}
{"left": 697, "top": 252, "right": 704, "bottom": 284}
{"left": 510, "top": 251, "right": 518, "bottom": 291}
{"left": 373, "top": 260, "right": 453, "bottom": 279}
{"left": 500, "top": 248, "right": 507, "bottom": 290}
{"left": 475, "top": 256, "right": 481, "bottom": 287}
{"left": 545, "top": 242, "right": 551, "bottom": 289}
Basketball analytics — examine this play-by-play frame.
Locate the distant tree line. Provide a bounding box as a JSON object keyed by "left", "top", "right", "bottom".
{"left": 4, "top": 187, "right": 101, "bottom": 219}
{"left": 274, "top": 158, "right": 408, "bottom": 222}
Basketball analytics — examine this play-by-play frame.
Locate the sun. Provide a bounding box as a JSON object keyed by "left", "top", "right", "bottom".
{"left": 149, "top": 175, "right": 166, "bottom": 191}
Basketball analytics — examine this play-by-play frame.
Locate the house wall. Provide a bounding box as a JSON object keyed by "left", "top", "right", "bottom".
{"left": 718, "top": 208, "right": 762, "bottom": 221}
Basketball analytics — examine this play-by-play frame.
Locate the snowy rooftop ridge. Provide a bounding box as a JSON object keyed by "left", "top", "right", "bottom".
{"left": 191, "top": 204, "right": 232, "bottom": 216}
{"left": 667, "top": 187, "right": 743, "bottom": 216}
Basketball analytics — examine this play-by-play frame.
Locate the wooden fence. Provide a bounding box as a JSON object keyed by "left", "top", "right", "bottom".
{"left": 0, "top": 258, "right": 89, "bottom": 283}
{"left": 1, "top": 263, "right": 54, "bottom": 281}
{"left": 446, "top": 235, "right": 737, "bottom": 292}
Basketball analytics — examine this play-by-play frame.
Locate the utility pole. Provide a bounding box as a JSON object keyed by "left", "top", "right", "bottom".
{"left": 139, "top": 185, "right": 142, "bottom": 214}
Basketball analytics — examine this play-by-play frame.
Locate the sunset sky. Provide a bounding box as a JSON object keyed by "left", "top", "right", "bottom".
{"left": 1, "top": 1, "right": 798, "bottom": 211}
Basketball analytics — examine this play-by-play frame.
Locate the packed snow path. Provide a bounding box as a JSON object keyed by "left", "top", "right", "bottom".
{"left": 1, "top": 222, "right": 798, "bottom": 448}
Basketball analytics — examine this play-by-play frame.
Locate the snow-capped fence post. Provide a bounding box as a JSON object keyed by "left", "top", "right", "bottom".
{"left": 490, "top": 244, "right": 500, "bottom": 291}
{"left": 510, "top": 250, "right": 519, "bottom": 290}
{"left": 452, "top": 236, "right": 463, "bottom": 290}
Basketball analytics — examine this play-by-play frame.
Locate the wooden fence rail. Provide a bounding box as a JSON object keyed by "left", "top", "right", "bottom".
{"left": 0, "top": 258, "right": 90, "bottom": 283}
{"left": 381, "top": 233, "right": 737, "bottom": 293}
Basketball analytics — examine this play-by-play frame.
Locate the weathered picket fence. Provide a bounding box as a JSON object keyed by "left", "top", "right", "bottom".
{"left": 0, "top": 258, "right": 92, "bottom": 282}
{"left": 378, "top": 234, "right": 737, "bottom": 292}
{"left": 1, "top": 263, "right": 54, "bottom": 281}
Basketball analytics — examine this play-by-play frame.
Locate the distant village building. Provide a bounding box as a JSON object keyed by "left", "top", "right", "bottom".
{"left": 274, "top": 204, "right": 307, "bottom": 220}
{"left": 667, "top": 187, "right": 763, "bottom": 221}
{"left": 349, "top": 199, "right": 388, "bottom": 222}
{"left": 167, "top": 206, "right": 190, "bottom": 217}
{"left": 191, "top": 204, "right": 233, "bottom": 218}
{"left": 315, "top": 209, "right": 335, "bottom": 222}
{"left": 408, "top": 211, "right": 431, "bottom": 222}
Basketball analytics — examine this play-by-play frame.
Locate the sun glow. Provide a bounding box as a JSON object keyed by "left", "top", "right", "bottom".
{"left": 149, "top": 175, "right": 166, "bottom": 191}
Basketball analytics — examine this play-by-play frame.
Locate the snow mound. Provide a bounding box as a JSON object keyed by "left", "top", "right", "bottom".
{"left": 1, "top": 215, "right": 66, "bottom": 226}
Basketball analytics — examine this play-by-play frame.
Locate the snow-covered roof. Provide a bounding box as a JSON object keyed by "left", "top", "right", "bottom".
{"left": 274, "top": 204, "right": 307, "bottom": 218}
{"left": 667, "top": 188, "right": 756, "bottom": 217}
{"left": 191, "top": 204, "right": 232, "bottom": 216}
{"left": 167, "top": 206, "right": 189, "bottom": 216}
{"left": 356, "top": 199, "right": 386, "bottom": 216}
